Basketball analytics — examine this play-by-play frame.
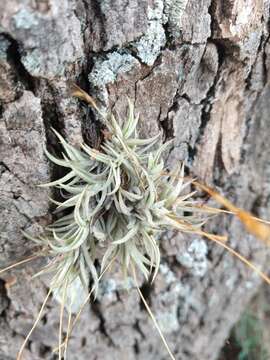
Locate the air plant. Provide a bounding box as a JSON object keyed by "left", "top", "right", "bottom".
{"left": 1, "top": 86, "right": 270, "bottom": 360}
{"left": 29, "top": 100, "right": 209, "bottom": 293}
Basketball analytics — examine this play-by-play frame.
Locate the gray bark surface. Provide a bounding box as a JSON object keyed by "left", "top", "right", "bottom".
{"left": 0, "top": 1, "right": 270, "bottom": 359}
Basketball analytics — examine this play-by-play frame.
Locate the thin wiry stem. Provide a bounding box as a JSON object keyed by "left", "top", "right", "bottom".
{"left": 64, "top": 301, "right": 73, "bottom": 360}
{"left": 210, "top": 237, "right": 270, "bottom": 286}
{"left": 132, "top": 264, "right": 176, "bottom": 360}
{"left": 0, "top": 254, "right": 41, "bottom": 275}
{"left": 59, "top": 279, "right": 68, "bottom": 360}
{"left": 17, "top": 288, "right": 52, "bottom": 360}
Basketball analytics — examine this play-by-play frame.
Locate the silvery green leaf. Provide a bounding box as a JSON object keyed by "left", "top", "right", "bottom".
{"left": 150, "top": 161, "right": 164, "bottom": 177}
{"left": 39, "top": 170, "right": 75, "bottom": 187}
{"left": 21, "top": 230, "right": 45, "bottom": 245}
{"left": 51, "top": 226, "right": 80, "bottom": 246}
{"left": 112, "top": 224, "right": 139, "bottom": 245}
{"left": 101, "top": 143, "right": 122, "bottom": 161}
{"left": 110, "top": 114, "right": 124, "bottom": 139}
{"left": 137, "top": 137, "right": 161, "bottom": 156}
{"left": 52, "top": 129, "right": 86, "bottom": 162}
{"left": 43, "top": 146, "right": 71, "bottom": 168}
{"left": 117, "top": 191, "right": 132, "bottom": 215}
{"left": 153, "top": 139, "right": 173, "bottom": 164}
{"left": 107, "top": 165, "right": 121, "bottom": 195}
{"left": 50, "top": 213, "right": 74, "bottom": 226}
{"left": 124, "top": 111, "right": 139, "bottom": 140}
{"left": 88, "top": 191, "right": 107, "bottom": 221}
{"left": 106, "top": 212, "right": 118, "bottom": 236}
{"left": 51, "top": 256, "right": 74, "bottom": 288}
{"left": 149, "top": 236, "right": 160, "bottom": 281}
{"left": 79, "top": 255, "right": 90, "bottom": 288}
{"left": 68, "top": 163, "right": 100, "bottom": 185}
{"left": 57, "top": 183, "right": 86, "bottom": 195}
{"left": 145, "top": 178, "right": 156, "bottom": 207}
{"left": 82, "top": 243, "right": 98, "bottom": 294}
{"left": 101, "top": 245, "right": 117, "bottom": 272}
{"left": 126, "top": 133, "right": 160, "bottom": 147}
{"left": 120, "top": 188, "right": 143, "bottom": 202}
{"left": 122, "top": 98, "right": 135, "bottom": 137}
{"left": 81, "top": 143, "right": 112, "bottom": 164}
{"left": 52, "top": 227, "right": 79, "bottom": 245}
{"left": 92, "top": 219, "right": 106, "bottom": 241}
{"left": 129, "top": 245, "right": 150, "bottom": 279}
{"left": 120, "top": 158, "right": 137, "bottom": 177}
{"left": 50, "top": 227, "right": 89, "bottom": 253}
{"left": 58, "top": 193, "right": 81, "bottom": 209}
{"left": 74, "top": 190, "right": 88, "bottom": 227}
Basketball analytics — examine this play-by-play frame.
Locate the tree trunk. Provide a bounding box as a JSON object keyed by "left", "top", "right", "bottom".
{"left": 1, "top": 1, "right": 270, "bottom": 359}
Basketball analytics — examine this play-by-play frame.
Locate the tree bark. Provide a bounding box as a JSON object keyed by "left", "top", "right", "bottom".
{"left": 1, "top": 1, "right": 270, "bottom": 359}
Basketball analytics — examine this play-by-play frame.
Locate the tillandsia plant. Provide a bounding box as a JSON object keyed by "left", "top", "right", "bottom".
{"left": 29, "top": 95, "right": 217, "bottom": 295}
{"left": 30, "top": 100, "right": 210, "bottom": 293}
{"left": 2, "top": 86, "right": 270, "bottom": 360}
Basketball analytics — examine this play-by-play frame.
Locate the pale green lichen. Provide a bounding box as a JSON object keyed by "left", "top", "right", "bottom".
{"left": 21, "top": 49, "right": 44, "bottom": 77}
{"left": 88, "top": 52, "right": 139, "bottom": 106}
{"left": 0, "top": 35, "right": 11, "bottom": 59}
{"left": 134, "top": 19, "right": 166, "bottom": 66}
{"left": 89, "top": 52, "right": 139, "bottom": 88}
{"left": 164, "top": 0, "right": 189, "bottom": 38}
{"left": 156, "top": 311, "right": 179, "bottom": 333}
{"left": 133, "top": 1, "right": 166, "bottom": 66}
{"left": 176, "top": 238, "right": 208, "bottom": 277}
{"left": 13, "top": 8, "right": 39, "bottom": 30}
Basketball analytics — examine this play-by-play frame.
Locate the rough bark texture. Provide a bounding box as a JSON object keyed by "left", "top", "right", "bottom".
{"left": 1, "top": 1, "right": 270, "bottom": 359}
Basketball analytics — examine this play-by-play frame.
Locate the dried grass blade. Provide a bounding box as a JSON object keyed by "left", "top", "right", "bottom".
{"left": 69, "top": 84, "right": 99, "bottom": 112}
{"left": 17, "top": 288, "right": 52, "bottom": 360}
{"left": 58, "top": 279, "right": 68, "bottom": 360}
{"left": 209, "top": 237, "right": 270, "bottom": 286}
{"left": 0, "top": 254, "right": 41, "bottom": 275}
{"left": 132, "top": 265, "right": 175, "bottom": 360}
{"left": 194, "top": 181, "right": 270, "bottom": 245}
